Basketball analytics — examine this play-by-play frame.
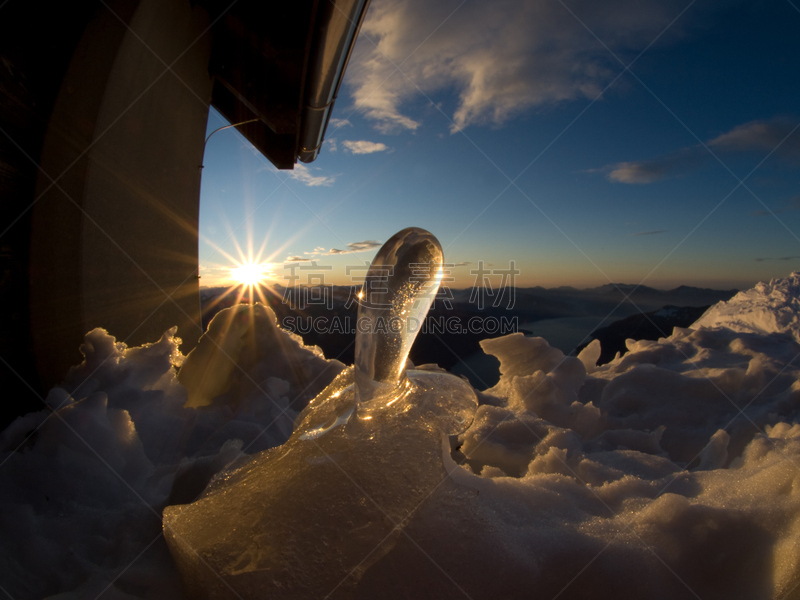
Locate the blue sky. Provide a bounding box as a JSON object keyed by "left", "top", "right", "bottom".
{"left": 198, "top": 0, "right": 800, "bottom": 290}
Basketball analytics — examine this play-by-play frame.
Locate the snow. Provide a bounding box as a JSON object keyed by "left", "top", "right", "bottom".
{"left": 692, "top": 270, "right": 800, "bottom": 341}
{"left": 0, "top": 306, "right": 342, "bottom": 599}
{"left": 3, "top": 273, "right": 800, "bottom": 599}
{"left": 655, "top": 306, "right": 680, "bottom": 318}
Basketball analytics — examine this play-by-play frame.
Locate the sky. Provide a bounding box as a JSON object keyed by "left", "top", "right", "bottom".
{"left": 198, "top": 0, "right": 800, "bottom": 291}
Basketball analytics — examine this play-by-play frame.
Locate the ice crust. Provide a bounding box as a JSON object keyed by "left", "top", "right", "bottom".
{"left": 163, "top": 227, "right": 482, "bottom": 598}
{"left": 4, "top": 275, "right": 800, "bottom": 598}
{"left": 163, "top": 368, "right": 478, "bottom": 599}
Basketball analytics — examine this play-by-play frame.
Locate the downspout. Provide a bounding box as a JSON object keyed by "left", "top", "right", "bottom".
{"left": 297, "top": 0, "right": 371, "bottom": 163}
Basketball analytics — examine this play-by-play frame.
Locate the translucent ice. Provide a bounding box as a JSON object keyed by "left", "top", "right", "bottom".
{"left": 353, "top": 228, "right": 443, "bottom": 401}
{"left": 163, "top": 228, "right": 478, "bottom": 599}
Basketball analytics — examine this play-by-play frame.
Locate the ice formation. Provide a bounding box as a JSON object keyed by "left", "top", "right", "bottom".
{"left": 4, "top": 269, "right": 800, "bottom": 599}
{"left": 163, "top": 227, "right": 479, "bottom": 599}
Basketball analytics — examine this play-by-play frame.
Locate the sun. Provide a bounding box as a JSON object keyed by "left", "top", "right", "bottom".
{"left": 230, "top": 261, "right": 272, "bottom": 287}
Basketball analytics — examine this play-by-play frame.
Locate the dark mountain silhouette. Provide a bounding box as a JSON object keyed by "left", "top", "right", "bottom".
{"left": 576, "top": 305, "right": 711, "bottom": 366}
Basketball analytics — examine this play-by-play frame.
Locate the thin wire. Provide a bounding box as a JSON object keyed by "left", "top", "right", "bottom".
{"left": 199, "top": 118, "right": 261, "bottom": 169}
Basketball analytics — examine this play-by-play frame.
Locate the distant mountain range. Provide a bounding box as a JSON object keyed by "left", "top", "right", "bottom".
{"left": 202, "top": 282, "right": 737, "bottom": 318}
{"left": 199, "top": 283, "right": 738, "bottom": 381}
{"left": 447, "top": 283, "right": 737, "bottom": 322}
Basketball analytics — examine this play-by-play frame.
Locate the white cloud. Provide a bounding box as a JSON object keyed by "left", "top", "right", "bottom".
{"left": 341, "top": 140, "right": 389, "bottom": 154}
{"left": 286, "top": 240, "right": 383, "bottom": 263}
{"left": 325, "top": 240, "right": 382, "bottom": 255}
{"left": 348, "top": 0, "right": 688, "bottom": 133}
{"left": 288, "top": 163, "right": 336, "bottom": 187}
{"left": 328, "top": 118, "right": 353, "bottom": 129}
{"left": 325, "top": 137, "right": 337, "bottom": 152}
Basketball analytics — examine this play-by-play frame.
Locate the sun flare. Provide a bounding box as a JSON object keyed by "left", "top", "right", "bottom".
{"left": 230, "top": 262, "right": 272, "bottom": 287}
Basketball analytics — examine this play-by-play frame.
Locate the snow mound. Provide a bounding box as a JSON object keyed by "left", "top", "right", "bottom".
{"left": 693, "top": 271, "right": 800, "bottom": 341}
{"left": 353, "top": 327, "right": 800, "bottom": 600}
{"left": 5, "top": 278, "right": 800, "bottom": 599}
{"left": 0, "top": 304, "right": 343, "bottom": 600}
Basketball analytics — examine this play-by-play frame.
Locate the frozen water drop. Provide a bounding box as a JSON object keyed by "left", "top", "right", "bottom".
{"left": 354, "top": 227, "right": 444, "bottom": 404}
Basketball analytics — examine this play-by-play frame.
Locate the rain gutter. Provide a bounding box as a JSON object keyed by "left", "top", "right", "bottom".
{"left": 297, "top": 0, "right": 371, "bottom": 163}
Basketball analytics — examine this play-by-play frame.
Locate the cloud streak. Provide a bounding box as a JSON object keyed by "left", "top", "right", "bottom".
{"left": 348, "top": 0, "right": 688, "bottom": 133}
{"left": 708, "top": 118, "right": 800, "bottom": 156}
{"left": 326, "top": 240, "right": 383, "bottom": 254}
{"left": 609, "top": 148, "right": 708, "bottom": 184}
{"left": 752, "top": 196, "right": 800, "bottom": 216}
{"left": 605, "top": 117, "right": 800, "bottom": 184}
{"left": 285, "top": 240, "right": 383, "bottom": 262}
{"left": 754, "top": 256, "right": 800, "bottom": 263}
{"left": 630, "top": 230, "right": 668, "bottom": 236}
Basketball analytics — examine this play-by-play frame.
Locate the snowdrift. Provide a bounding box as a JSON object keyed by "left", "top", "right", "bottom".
{"left": 3, "top": 274, "right": 800, "bottom": 599}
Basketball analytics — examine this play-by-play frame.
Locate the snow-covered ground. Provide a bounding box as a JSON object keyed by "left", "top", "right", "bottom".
{"left": 4, "top": 274, "right": 800, "bottom": 599}
{"left": 693, "top": 271, "right": 800, "bottom": 342}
